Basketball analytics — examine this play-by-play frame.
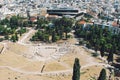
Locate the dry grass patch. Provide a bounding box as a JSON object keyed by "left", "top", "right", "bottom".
{"left": 81, "top": 65, "right": 104, "bottom": 80}
{"left": 43, "top": 61, "right": 68, "bottom": 72}
{"left": 0, "top": 49, "right": 30, "bottom": 67}
{"left": 21, "top": 61, "right": 44, "bottom": 72}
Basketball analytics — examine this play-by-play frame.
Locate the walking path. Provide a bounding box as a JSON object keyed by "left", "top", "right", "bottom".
{"left": 17, "top": 28, "right": 36, "bottom": 45}
{"left": 0, "top": 62, "right": 112, "bottom": 76}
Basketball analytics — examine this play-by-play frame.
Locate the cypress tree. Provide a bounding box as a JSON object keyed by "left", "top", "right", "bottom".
{"left": 52, "top": 31, "right": 56, "bottom": 42}
{"left": 107, "top": 50, "right": 114, "bottom": 63}
{"left": 98, "top": 68, "right": 106, "bottom": 80}
{"left": 100, "top": 45, "right": 105, "bottom": 57}
{"left": 15, "top": 33, "right": 18, "bottom": 41}
{"left": 11, "top": 35, "right": 16, "bottom": 42}
{"left": 72, "top": 58, "right": 81, "bottom": 80}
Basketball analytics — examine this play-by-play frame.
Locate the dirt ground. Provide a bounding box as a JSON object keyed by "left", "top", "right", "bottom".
{"left": 0, "top": 41, "right": 107, "bottom": 80}
{"left": 0, "top": 29, "right": 108, "bottom": 80}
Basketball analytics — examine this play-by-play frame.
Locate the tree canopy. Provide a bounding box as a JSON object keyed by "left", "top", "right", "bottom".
{"left": 31, "top": 17, "right": 74, "bottom": 42}
{"left": 74, "top": 22, "right": 120, "bottom": 57}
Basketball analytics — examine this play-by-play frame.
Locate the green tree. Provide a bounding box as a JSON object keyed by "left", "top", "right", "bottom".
{"left": 52, "top": 31, "right": 56, "bottom": 42}
{"left": 10, "top": 16, "right": 19, "bottom": 29}
{"left": 0, "top": 18, "right": 9, "bottom": 25}
{"left": 4, "top": 35, "right": 9, "bottom": 40}
{"left": 43, "top": 34, "right": 49, "bottom": 42}
{"left": 27, "top": 10, "right": 30, "bottom": 20}
{"left": 105, "top": 43, "right": 112, "bottom": 53}
{"left": 107, "top": 49, "right": 114, "bottom": 63}
{"left": 100, "top": 45, "right": 105, "bottom": 57}
{"left": 23, "top": 21, "right": 28, "bottom": 27}
{"left": 74, "top": 20, "right": 120, "bottom": 62}
{"left": 72, "top": 58, "right": 81, "bottom": 80}
{"left": 64, "top": 27, "right": 71, "bottom": 39}
{"left": 15, "top": 33, "right": 18, "bottom": 41}
{"left": 54, "top": 17, "right": 73, "bottom": 39}
{"left": 98, "top": 69, "right": 106, "bottom": 80}
{"left": 11, "top": 35, "right": 16, "bottom": 42}
{"left": 37, "top": 18, "right": 48, "bottom": 29}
